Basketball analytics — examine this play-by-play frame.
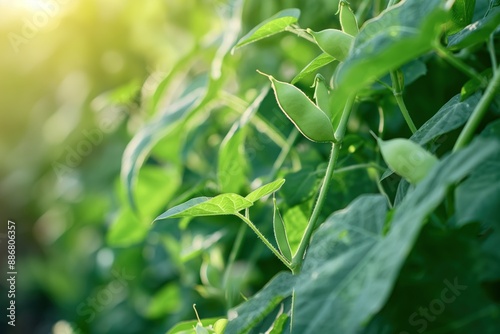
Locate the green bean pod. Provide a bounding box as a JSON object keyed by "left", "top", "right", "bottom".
{"left": 339, "top": 1, "right": 359, "bottom": 36}
{"left": 313, "top": 74, "right": 331, "bottom": 115}
{"left": 307, "top": 28, "right": 354, "bottom": 61}
{"left": 273, "top": 197, "right": 292, "bottom": 262}
{"left": 377, "top": 138, "right": 439, "bottom": 184}
{"left": 259, "top": 71, "right": 336, "bottom": 142}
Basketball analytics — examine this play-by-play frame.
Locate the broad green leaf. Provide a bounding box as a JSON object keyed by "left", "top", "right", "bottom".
{"left": 292, "top": 138, "right": 500, "bottom": 333}
{"left": 307, "top": 29, "right": 354, "bottom": 61}
{"left": 448, "top": 6, "right": 500, "bottom": 50}
{"left": 154, "top": 194, "right": 253, "bottom": 221}
{"left": 333, "top": 0, "right": 451, "bottom": 107}
{"left": 455, "top": 159, "right": 500, "bottom": 227}
{"left": 225, "top": 272, "right": 295, "bottom": 333}
{"left": 218, "top": 128, "right": 249, "bottom": 194}
{"left": 121, "top": 75, "right": 209, "bottom": 209}
{"left": 455, "top": 122, "right": 500, "bottom": 228}
{"left": 445, "top": 0, "right": 476, "bottom": 34}
{"left": 262, "top": 73, "right": 336, "bottom": 142}
{"left": 234, "top": 8, "right": 300, "bottom": 49}
{"left": 272, "top": 198, "right": 292, "bottom": 262}
{"left": 291, "top": 53, "right": 335, "bottom": 84}
{"left": 218, "top": 87, "right": 269, "bottom": 194}
{"left": 410, "top": 92, "right": 481, "bottom": 145}
{"left": 134, "top": 166, "right": 181, "bottom": 220}
{"left": 167, "top": 318, "right": 221, "bottom": 334}
{"left": 279, "top": 168, "right": 318, "bottom": 206}
{"left": 245, "top": 179, "right": 285, "bottom": 203}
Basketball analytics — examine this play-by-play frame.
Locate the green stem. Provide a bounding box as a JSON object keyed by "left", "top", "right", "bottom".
{"left": 291, "top": 142, "right": 341, "bottom": 273}
{"left": 390, "top": 71, "right": 417, "bottom": 133}
{"left": 434, "top": 44, "right": 486, "bottom": 85}
{"left": 291, "top": 96, "right": 355, "bottom": 273}
{"left": 234, "top": 212, "right": 293, "bottom": 270}
{"left": 223, "top": 221, "right": 246, "bottom": 308}
{"left": 488, "top": 35, "right": 497, "bottom": 73}
{"left": 270, "top": 128, "right": 300, "bottom": 179}
{"left": 453, "top": 64, "right": 500, "bottom": 151}
{"left": 285, "top": 25, "right": 316, "bottom": 43}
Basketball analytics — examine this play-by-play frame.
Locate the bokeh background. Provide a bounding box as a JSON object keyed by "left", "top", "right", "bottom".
{"left": 0, "top": 1, "right": 346, "bottom": 333}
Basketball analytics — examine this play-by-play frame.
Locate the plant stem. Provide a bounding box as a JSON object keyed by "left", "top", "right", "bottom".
{"left": 270, "top": 128, "right": 300, "bottom": 179}
{"left": 390, "top": 71, "right": 417, "bottom": 133}
{"left": 234, "top": 212, "right": 293, "bottom": 270}
{"left": 434, "top": 44, "right": 487, "bottom": 85}
{"left": 223, "top": 221, "right": 246, "bottom": 308}
{"left": 291, "top": 142, "right": 341, "bottom": 273}
{"left": 291, "top": 96, "right": 355, "bottom": 274}
{"left": 453, "top": 64, "right": 500, "bottom": 151}
{"left": 488, "top": 35, "right": 497, "bottom": 73}
{"left": 285, "top": 25, "right": 316, "bottom": 43}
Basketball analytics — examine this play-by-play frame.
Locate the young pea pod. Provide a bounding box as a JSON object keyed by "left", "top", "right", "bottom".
{"left": 273, "top": 197, "right": 292, "bottom": 262}
{"left": 259, "top": 71, "right": 336, "bottom": 142}
{"left": 377, "top": 138, "right": 439, "bottom": 184}
{"left": 338, "top": 1, "right": 359, "bottom": 36}
{"left": 307, "top": 28, "right": 354, "bottom": 61}
{"left": 312, "top": 74, "right": 331, "bottom": 115}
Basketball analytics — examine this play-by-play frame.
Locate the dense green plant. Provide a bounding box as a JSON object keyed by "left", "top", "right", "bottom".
{"left": 120, "top": 0, "right": 500, "bottom": 333}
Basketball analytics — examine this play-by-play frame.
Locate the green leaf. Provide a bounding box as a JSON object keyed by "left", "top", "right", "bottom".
{"left": 218, "top": 87, "right": 269, "bottom": 194}
{"left": 272, "top": 198, "right": 292, "bottom": 262}
{"left": 234, "top": 8, "right": 300, "bottom": 49}
{"left": 226, "top": 272, "right": 295, "bottom": 333}
{"left": 410, "top": 92, "right": 481, "bottom": 145}
{"left": 455, "top": 124, "right": 500, "bottom": 228}
{"left": 291, "top": 53, "right": 335, "bottom": 84}
{"left": 455, "top": 159, "right": 500, "bottom": 228}
{"left": 218, "top": 127, "right": 249, "bottom": 194}
{"left": 448, "top": 6, "right": 500, "bottom": 50}
{"left": 262, "top": 72, "right": 336, "bottom": 142}
{"left": 279, "top": 168, "right": 318, "bottom": 206}
{"left": 154, "top": 194, "right": 253, "bottom": 221}
{"left": 333, "top": 0, "right": 451, "bottom": 107}
{"left": 292, "top": 138, "right": 500, "bottom": 333}
{"left": 121, "top": 75, "right": 209, "bottom": 209}
{"left": 445, "top": 0, "right": 476, "bottom": 34}
{"left": 245, "top": 179, "right": 286, "bottom": 203}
